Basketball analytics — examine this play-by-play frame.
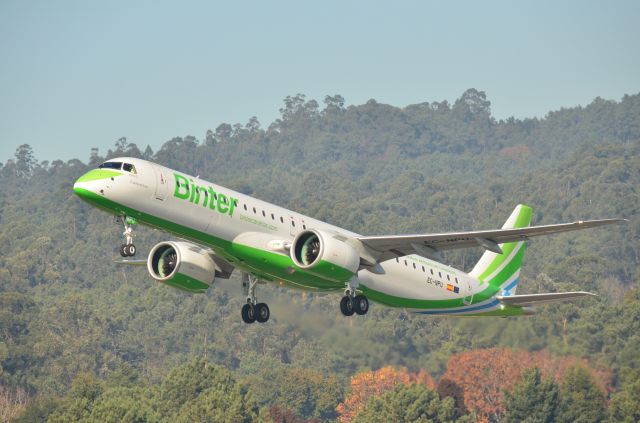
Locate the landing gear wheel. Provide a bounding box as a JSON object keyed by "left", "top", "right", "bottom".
{"left": 241, "top": 304, "right": 256, "bottom": 324}
{"left": 255, "top": 303, "right": 270, "bottom": 323}
{"left": 119, "top": 244, "right": 128, "bottom": 257}
{"left": 353, "top": 295, "right": 369, "bottom": 315}
{"left": 126, "top": 244, "right": 136, "bottom": 257}
{"left": 340, "top": 296, "right": 355, "bottom": 316}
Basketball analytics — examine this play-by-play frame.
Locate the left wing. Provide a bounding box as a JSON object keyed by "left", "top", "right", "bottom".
{"left": 355, "top": 218, "right": 625, "bottom": 260}
{"left": 496, "top": 292, "right": 596, "bottom": 306}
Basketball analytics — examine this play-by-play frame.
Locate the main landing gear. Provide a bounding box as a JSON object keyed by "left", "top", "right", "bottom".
{"left": 241, "top": 273, "right": 270, "bottom": 324}
{"left": 340, "top": 289, "right": 369, "bottom": 317}
{"left": 117, "top": 216, "right": 137, "bottom": 257}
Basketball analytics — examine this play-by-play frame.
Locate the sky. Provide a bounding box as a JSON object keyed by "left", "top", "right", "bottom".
{"left": 0, "top": 0, "right": 639, "bottom": 163}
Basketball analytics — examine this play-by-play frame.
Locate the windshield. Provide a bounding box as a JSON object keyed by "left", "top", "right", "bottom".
{"left": 98, "top": 162, "right": 122, "bottom": 170}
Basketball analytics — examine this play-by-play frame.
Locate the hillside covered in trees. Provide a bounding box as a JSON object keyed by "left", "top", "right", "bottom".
{"left": 0, "top": 89, "right": 638, "bottom": 422}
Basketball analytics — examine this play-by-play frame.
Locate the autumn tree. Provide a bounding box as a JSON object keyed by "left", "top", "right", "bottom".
{"left": 336, "top": 366, "right": 435, "bottom": 422}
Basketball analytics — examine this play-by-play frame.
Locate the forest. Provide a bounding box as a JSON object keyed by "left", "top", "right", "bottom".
{"left": 0, "top": 89, "right": 638, "bottom": 422}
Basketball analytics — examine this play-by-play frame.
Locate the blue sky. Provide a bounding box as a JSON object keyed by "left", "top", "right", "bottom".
{"left": 1, "top": 0, "right": 638, "bottom": 163}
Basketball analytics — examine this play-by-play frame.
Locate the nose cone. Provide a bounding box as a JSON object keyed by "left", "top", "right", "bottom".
{"left": 73, "top": 169, "right": 121, "bottom": 200}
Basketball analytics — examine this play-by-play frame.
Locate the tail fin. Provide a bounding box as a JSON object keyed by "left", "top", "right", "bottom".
{"left": 469, "top": 204, "right": 533, "bottom": 296}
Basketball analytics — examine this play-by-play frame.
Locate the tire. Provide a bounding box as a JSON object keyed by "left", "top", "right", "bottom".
{"left": 119, "top": 244, "right": 128, "bottom": 257}
{"left": 126, "top": 244, "right": 136, "bottom": 257}
{"left": 241, "top": 304, "right": 256, "bottom": 324}
{"left": 255, "top": 303, "right": 270, "bottom": 323}
{"left": 340, "top": 296, "right": 354, "bottom": 316}
{"left": 353, "top": 295, "right": 369, "bottom": 315}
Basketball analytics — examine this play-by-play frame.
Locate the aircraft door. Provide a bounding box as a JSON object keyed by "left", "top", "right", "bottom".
{"left": 153, "top": 165, "right": 168, "bottom": 201}
{"left": 463, "top": 279, "right": 474, "bottom": 305}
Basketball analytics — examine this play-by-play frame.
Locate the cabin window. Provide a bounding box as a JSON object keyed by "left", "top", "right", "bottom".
{"left": 213, "top": 193, "right": 217, "bottom": 200}
{"left": 99, "top": 162, "right": 122, "bottom": 170}
{"left": 430, "top": 269, "right": 434, "bottom": 275}
{"left": 303, "top": 224, "right": 307, "bottom": 230}
{"left": 244, "top": 204, "right": 247, "bottom": 211}
{"left": 455, "top": 277, "right": 459, "bottom": 284}
{"left": 396, "top": 258, "right": 399, "bottom": 263}
{"left": 271, "top": 213, "right": 275, "bottom": 220}
{"left": 413, "top": 263, "right": 416, "bottom": 269}
{"left": 262, "top": 210, "right": 266, "bottom": 217}
{"left": 280, "top": 217, "right": 284, "bottom": 223}
{"left": 422, "top": 266, "right": 425, "bottom": 272}
{"left": 404, "top": 260, "right": 407, "bottom": 266}
{"left": 438, "top": 272, "right": 442, "bottom": 278}
{"left": 447, "top": 274, "right": 450, "bottom": 281}
{"left": 253, "top": 207, "right": 256, "bottom": 214}
{"left": 291, "top": 221, "right": 295, "bottom": 227}
{"left": 233, "top": 199, "right": 238, "bottom": 206}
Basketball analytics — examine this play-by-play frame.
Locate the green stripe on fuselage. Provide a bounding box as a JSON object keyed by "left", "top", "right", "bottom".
{"left": 76, "top": 169, "right": 123, "bottom": 183}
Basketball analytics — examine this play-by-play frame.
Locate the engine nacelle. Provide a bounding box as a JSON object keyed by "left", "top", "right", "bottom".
{"left": 147, "top": 241, "right": 216, "bottom": 293}
{"left": 290, "top": 229, "right": 360, "bottom": 282}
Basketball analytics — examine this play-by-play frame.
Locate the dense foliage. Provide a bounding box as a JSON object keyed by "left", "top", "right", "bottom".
{"left": 0, "top": 89, "right": 638, "bottom": 422}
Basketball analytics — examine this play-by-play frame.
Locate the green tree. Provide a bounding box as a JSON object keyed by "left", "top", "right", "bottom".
{"left": 504, "top": 367, "right": 559, "bottom": 423}
{"left": 353, "top": 384, "right": 470, "bottom": 423}
{"left": 607, "top": 369, "right": 640, "bottom": 423}
{"left": 558, "top": 366, "right": 605, "bottom": 423}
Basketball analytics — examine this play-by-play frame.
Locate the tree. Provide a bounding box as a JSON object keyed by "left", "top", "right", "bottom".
{"left": 608, "top": 369, "right": 640, "bottom": 423}
{"left": 336, "top": 366, "right": 435, "bottom": 422}
{"left": 557, "top": 365, "right": 605, "bottom": 423}
{"left": 215, "top": 123, "right": 233, "bottom": 142}
{"left": 353, "top": 384, "right": 470, "bottom": 423}
{"left": 14, "top": 144, "right": 36, "bottom": 178}
{"left": 504, "top": 367, "right": 559, "bottom": 423}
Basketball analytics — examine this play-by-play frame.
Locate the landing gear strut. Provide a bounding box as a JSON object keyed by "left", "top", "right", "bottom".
{"left": 117, "top": 216, "right": 137, "bottom": 257}
{"left": 241, "top": 273, "right": 270, "bottom": 324}
{"left": 340, "top": 278, "right": 369, "bottom": 317}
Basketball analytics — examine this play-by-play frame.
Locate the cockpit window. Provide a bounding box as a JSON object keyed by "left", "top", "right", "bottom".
{"left": 123, "top": 163, "right": 137, "bottom": 174}
{"left": 99, "top": 162, "right": 122, "bottom": 170}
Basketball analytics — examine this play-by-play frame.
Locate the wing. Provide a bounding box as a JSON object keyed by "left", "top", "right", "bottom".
{"left": 496, "top": 292, "right": 596, "bottom": 306}
{"left": 355, "top": 218, "right": 625, "bottom": 260}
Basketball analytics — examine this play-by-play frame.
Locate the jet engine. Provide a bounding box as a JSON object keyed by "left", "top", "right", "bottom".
{"left": 290, "top": 229, "right": 360, "bottom": 282}
{"left": 147, "top": 241, "right": 217, "bottom": 293}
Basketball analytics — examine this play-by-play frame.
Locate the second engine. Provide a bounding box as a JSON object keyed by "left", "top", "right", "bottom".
{"left": 147, "top": 241, "right": 217, "bottom": 293}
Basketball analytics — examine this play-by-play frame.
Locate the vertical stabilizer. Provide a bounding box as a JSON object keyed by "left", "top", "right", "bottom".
{"left": 469, "top": 204, "right": 533, "bottom": 295}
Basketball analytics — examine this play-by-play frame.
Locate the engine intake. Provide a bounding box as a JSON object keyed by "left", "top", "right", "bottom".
{"left": 290, "top": 229, "right": 360, "bottom": 282}
{"left": 147, "top": 241, "right": 216, "bottom": 293}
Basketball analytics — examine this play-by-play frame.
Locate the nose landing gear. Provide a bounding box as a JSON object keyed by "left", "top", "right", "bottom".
{"left": 117, "top": 216, "right": 137, "bottom": 257}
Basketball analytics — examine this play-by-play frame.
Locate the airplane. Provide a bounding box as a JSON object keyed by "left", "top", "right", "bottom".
{"left": 72, "top": 157, "right": 625, "bottom": 323}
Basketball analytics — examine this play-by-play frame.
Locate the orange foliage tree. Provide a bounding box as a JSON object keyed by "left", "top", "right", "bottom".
{"left": 336, "top": 365, "right": 435, "bottom": 422}
{"left": 440, "top": 348, "right": 613, "bottom": 423}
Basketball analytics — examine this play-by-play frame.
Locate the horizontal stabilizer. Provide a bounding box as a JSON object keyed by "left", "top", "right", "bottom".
{"left": 497, "top": 291, "right": 596, "bottom": 307}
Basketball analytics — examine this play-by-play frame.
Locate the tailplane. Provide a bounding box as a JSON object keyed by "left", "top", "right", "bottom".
{"left": 469, "top": 204, "right": 533, "bottom": 295}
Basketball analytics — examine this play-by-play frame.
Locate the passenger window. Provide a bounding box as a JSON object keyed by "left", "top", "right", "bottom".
{"left": 438, "top": 272, "right": 442, "bottom": 278}
{"left": 396, "top": 258, "right": 399, "bottom": 263}
{"left": 422, "top": 266, "right": 425, "bottom": 272}
{"left": 253, "top": 207, "right": 256, "bottom": 214}
{"left": 233, "top": 199, "right": 238, "bottom": 206}
{"left": 404, "top": 260, "right": 407, "bottom": 266}
{"left": 447, "top": 274, "right": 450, "bottom": 281}
{"left": 244, "top": 204, "right": 247, "bottom": 211}
{"left": 455, "top": 277, "right": 459, "bottom": 284}
{"left": 262, "top": 210, "right": 266, "bottom": 217}
{"left": 280, "top": 217, "right": 284, "bottom": 223}
{"left": 413, "top": 263, "right": 416, "bottom": 269}
{"left": 430, "top": 269, "right": 434, "bottom": 275}
{"left": 271, "top": 213, "right": 275, "bottom": 220}
{"left": 303, "top": 224, "right": 306, "bottom": 230}
{"left": 291, "top": 221, "right": 295, "bottom": 227}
